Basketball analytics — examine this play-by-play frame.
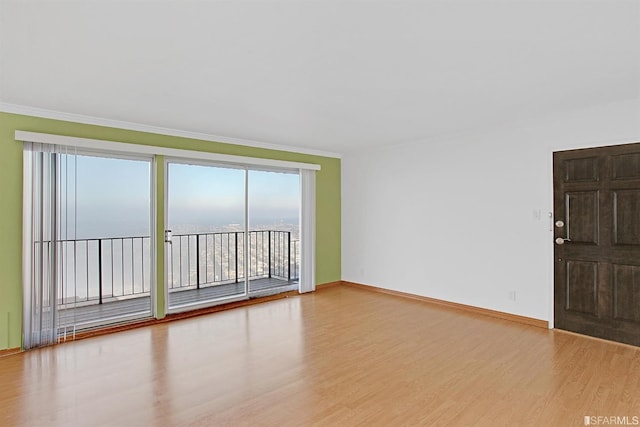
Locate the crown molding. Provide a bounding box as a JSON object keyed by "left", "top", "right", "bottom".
{"left": 0, "top": 102, "right": 342, "bottom": 159}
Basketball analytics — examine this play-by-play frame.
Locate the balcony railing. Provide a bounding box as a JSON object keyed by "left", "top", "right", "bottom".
{"left": 37, "top": 230, "right": 299, "bottom": 308}
{"left": 168, "top": 230, "right": 299, "bottom": 290}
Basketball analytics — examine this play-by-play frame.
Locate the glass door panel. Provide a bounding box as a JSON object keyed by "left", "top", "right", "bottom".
{"left": 247, "top": 169, "right": 300, "bottom": 297}
{"left": 166, "top": 162, "right": 247, "bottom": 310}
{"left": 58, "top": 154, "right": 153, "bottom": 333}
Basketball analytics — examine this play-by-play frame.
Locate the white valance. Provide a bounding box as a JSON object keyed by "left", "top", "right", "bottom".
{"left": 15, "top": 131, "right": 321, "bottom": 171}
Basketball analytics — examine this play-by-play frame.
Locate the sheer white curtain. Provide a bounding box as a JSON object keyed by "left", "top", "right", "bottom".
{"left": 299, "top": 169, "right": 316, "bottom": 293}
{"left": 22, "top": 142, "right": 77, "bottom": 349}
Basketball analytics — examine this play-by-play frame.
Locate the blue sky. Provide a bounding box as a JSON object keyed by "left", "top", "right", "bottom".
{"left": 65, "top": 155, "right": 300, "bottom": 238}
{"left": 68, "top": 155, "right": 151, "bottom": 238}
{"left": 169, "top": 163, "right": 300, "bottom": 230}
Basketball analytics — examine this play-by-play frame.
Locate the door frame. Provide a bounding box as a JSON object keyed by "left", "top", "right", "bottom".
{"left": 162, "top": 157, "right": 305, "bottom": 314}
{"left": 163, "top": 157, "right": 250, "bottom": 314}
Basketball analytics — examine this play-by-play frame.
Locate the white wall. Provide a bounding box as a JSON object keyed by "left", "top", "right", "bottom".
{"left": 342, "top": 99, "right": 640, "bottom": 322}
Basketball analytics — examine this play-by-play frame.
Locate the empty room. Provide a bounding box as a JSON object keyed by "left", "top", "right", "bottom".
{"left": 1, "top": 0, "right": 639, "bottom": 426}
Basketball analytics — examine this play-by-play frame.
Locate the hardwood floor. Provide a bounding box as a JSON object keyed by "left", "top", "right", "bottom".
{"left": 1, "top": 285, "right": 639, "bottom": 426}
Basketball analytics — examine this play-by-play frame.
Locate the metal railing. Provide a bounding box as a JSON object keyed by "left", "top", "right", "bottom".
{"left": 168, "top": 230, "right": 300, "bottom": 291}
{"left": 38, "top": 230, "right": 299, "bottom": 307}
{"left": 37, "top": 236, "right": 152, "bottom": 308}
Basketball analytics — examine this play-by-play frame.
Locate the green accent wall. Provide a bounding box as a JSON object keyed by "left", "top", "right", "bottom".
{"left": 0, "top": 111, "right": 341, "bottom": 350}
{"left": 155, "top": 156, "right": 166, "bottom": 319}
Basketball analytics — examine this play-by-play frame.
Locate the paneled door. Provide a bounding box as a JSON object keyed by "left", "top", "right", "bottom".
{"left": 554, "top": 143, "right": 640, "bottom": 346}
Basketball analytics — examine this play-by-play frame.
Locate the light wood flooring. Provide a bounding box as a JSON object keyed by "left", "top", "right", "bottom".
{"left": 1, "top": 284, "right": 639, "bottom": 426}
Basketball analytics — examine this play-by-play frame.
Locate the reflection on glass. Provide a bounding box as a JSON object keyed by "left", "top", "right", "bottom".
{"left": 167, "top": 163, "right": 246, "bottom": 309}
{"left": 57, "top": 154, "right": 152, "bottom": 332}
{"left": 248, "top": 170, "right": 300, "bottom": 295}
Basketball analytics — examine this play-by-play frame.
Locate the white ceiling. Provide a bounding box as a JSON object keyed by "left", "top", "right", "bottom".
{"left": 1, "top": 0, "right": 638, "bottom": 155}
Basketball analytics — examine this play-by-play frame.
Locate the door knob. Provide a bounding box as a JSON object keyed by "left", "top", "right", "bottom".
{"left": 555, "top": 237, "right": 570, "bottom": 245}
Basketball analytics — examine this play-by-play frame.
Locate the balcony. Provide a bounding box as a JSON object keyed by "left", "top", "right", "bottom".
{"left": 49, "top": 230, "right": 299, "bottom": 331}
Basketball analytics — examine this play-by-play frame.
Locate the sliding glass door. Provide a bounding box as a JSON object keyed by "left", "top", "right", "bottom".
{"left": 165, "top": 161, "right": 300, "bottom": 312}
{"left": 20, "top": 130, "right": 317, "bottom": 349}
{"left": 23, "top": 144, "right": 153, "bottom": 348}
{"left": 166, "top": 162, "right": 247, "bottom": 310}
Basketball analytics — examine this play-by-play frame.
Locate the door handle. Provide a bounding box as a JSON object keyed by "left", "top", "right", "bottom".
{"left": 555, "top": 237, "right": 571, "bottom": 245}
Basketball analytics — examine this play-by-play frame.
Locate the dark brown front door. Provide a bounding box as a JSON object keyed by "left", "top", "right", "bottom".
{"left": 554, "top": 143, "right": 640, "bottom": 346}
